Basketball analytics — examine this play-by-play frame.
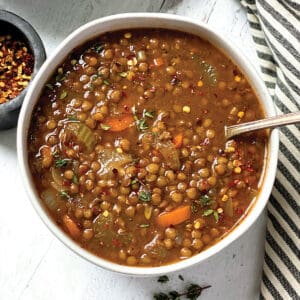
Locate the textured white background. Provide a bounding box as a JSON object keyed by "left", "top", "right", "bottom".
{"left": 0, "top": 1, "right": 267, "bottom": 299}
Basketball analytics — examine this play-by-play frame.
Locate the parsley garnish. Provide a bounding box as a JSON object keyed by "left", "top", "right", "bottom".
{"left": 60, "top": 191, "right": 70, "bottom": 198}
{"left": 100, "top": 124, "right": 111, "bottom": 131}
{"left": 154, "top": 283, "right": 211, "bottom": 300}
{"left": 213, "top": 211, "right": 219, "bottom": 222}
{"left": 55, "top": 73, "right": 66, "bottom": 82}
{"left": 119, "top": 72, "right": 127, "bottom": 78}
{"left": 68, "top": 115, "right": 78, "bottom": 121}
{"left": 139, "top": 191, "right": 151, "bottom": 202}
{"left": 158, "top": 275, "right": 169, "bottom": 283}
{"left": 55, "top": 158, "right": 69, "bottom": 168}
{"left": 191, "top": 195, "right": 211, "bottom": 213}
{"left": 202, "top": 209, "right": 220, "bottom": 222}
{"left": 45, "top": 83, "right": 54, "bottom": 90}
{"left": 59, "top": 90, "right": 68, "bottom": 100}
{"left": 72, "top": 175, "right": 78, "bottom": 184}
{"left": 91, "top": 43, "right": 105, "bottom": 53}
{"left": 137, "top": 118, "right": 149, "bottom": 131}
{"left": 139, "top": 224, "right": 150, "bottom": 228}
{"left": 144, "top": 110, "right": 155, "bottom": 118}
{"left": 202, "top": 209, "right": 214, "bottom": 217}
{"left": 103, "top": 79, "right": 110, "bottom": 86}
{"left": 88, "top": 83, "right": 94, "bottom": 91}
{"left": 199, "top": 195, "right": 211, "bottom": 207}
{"left": 131, "top": 178, "right": 139, "bottom": 185}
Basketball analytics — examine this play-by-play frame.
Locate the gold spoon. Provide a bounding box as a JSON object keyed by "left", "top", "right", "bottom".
{"left": 225, "top": 111, "right": 300, "bottom": 139}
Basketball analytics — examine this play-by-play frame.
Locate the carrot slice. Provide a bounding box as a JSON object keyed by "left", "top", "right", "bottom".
{"left": 173, "top": 133, "right": 183, "bottom": 149}
{"left": 153, "top": 57, "right": 164, "bottom": 67}
{"left": 62, "top": 214, "right": 81, "bottom": 238}
{"left": 156, "top": 205, "right": 191, "bottom": 228}
{"left": 104, "top": 114, "right": 135, "bottom": 132}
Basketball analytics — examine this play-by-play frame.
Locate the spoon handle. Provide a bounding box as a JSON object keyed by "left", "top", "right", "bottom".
{"left": 225, "top": 111, "right": 300, "bottom": 139}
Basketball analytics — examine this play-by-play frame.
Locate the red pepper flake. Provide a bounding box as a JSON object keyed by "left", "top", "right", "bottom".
{"left": 0, "top": 35, "right": 34, "bottom": 104}
{"left": 112, "top": 238, "right": 122, "bottom": 247}
{"left": 228, "top": 179, "right": 239, "bottom": 188}
{"left": 236, "top": 208, "right": 244, "bottom": 215}
{"left": 63, "top": 179, "right": 71, "bottom": 187}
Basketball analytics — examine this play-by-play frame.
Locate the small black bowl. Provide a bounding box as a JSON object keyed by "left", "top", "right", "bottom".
{"left": 0, "top": 10, "right": 46, "bottom": 130}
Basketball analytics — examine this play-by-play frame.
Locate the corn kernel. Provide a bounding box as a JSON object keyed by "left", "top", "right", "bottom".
{"left": 234, "top": 75, "right": 241, "bottom": 82}
{"left": 103, "top": 210, "right": 109, "bottom": 217}
{"left": 221, "top": 195, "right": 229, "bottom": 202}
{"left": 152, "top": 127, "right": 159, "bottom": 133}
{"left": 57, "top": 67, "right": 63, "bottom": 74}
{"left": 233, "top": 160, "right": 240, "bottom": 167}
{"left": 217, "top": 208, "right": 223, "bottom": 214}
{"left": 237, "top": 111, "right": 244, "bottom": 118}
{"left": 197, "top": 80, "right": 203, "bottom": 87}
{"left": 194, "top": 221, "right": 201, "bottom": 229}
{"left": 225, "top": 146, "right": 235, "bottom": 153}
{"left": 234, "top": 167, "right": 242, "bottom": 174}
{"left": 126, "top": 71, "right": 135, "bottom": 81}
{"left": 182, "top": 106, "right": 191, "bottom": 113}
{"left": 116, "top": 147, "right": 123, "bottom": 154}
{"left": 124, "top": 32, "right": 132, "bottom": 39}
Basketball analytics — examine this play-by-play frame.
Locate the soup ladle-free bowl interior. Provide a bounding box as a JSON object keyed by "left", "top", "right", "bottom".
{"left": 17, "top": 13, "right": 279, "bottom": 276}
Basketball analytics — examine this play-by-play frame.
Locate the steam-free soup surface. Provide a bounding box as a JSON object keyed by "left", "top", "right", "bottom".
{"left": 28, "top": 29, "right": 266, "bottom": 266}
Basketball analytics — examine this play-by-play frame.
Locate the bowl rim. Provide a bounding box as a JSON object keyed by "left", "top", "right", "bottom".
{"left": 0, "top": 9, "right": 46, "bottom": 114}
{"left": 17, "top": 12, "right": 279, "bottom": 276}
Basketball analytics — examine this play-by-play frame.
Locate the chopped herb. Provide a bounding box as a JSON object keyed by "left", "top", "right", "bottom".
{"left": 55, "top": 158, "right": 69, "bottom": 168}
{"left": 92, "top": 43, "right": 105, "bottom": 53}
{"left": 60, "top": 190, "right": 70, "bottom": 198}
{"left": 55, "top": 73, "right": 66, "bottom": 82}
{"left": 202, "top": 209, "right": 214, "bottom": 217}
{"left": 52, "top": 150, "right": 59, "bottom": 158}
{"left": 169, "top": 291, "right": 180, "bottom": 299}
{"left": 131, "top": 178, "right": 139, "bottom": 185}
{"left": 139, "top": 191, "right": 151, "bottom": 202}
{"left": 137, "top": 118, "right": 149, "bottom": 131}
{"left": 89, "top": 83, "right": 94, "bottom": 91}
{"left": 213, "top": 211, "right": 219, "bottom": 222}
{"left": 178, "top": 275, "right": 184, "bottom": 281}
{"left": 186, "top": 284, "right": 211, "bottom": 300}
{"left": 191, "top": 202, "right": 198, "bottom": 213}
{"left": 144, "top": 110, "right": 155, "bottom": 118}
{"left": 100, "top": 124, "right": 111, "bottom": 131}
{"left": 139, "top": 224, "right": 150, "bottom": 228}
{"left": 59, "top": 90, "right": 68, "bottom": 100}
{"left": 45, "top": 83, "right": 54, "bottom": 90}
{"left": 72, "top": 175, "right": 78, "bottom": 184}
{"left": 153, "top": 282, "right": 211, "bottom": 300}
{"left": 158, "top": 275, "right": 169, "bottom": 283}
{"left": 91, "top": 74, "right": 99, "bottom": 81}
{"left": 199, "top": 195, "right": 211, "bottom": 207}
{"left": 119, "top": 72, "right": 127, "bottom": 78}
{"left": 153, "top": 293, "right": 170, "bottom": 300}
{"left": 68, "top": 115, "right": 78, "bottom": 121}
{"left": 103, "top": 79, "right": 110, "bottom": 86}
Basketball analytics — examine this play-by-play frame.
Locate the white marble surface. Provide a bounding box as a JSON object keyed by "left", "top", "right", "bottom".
{"left": 0, "top": 1, "right": 267, "bottom": 299}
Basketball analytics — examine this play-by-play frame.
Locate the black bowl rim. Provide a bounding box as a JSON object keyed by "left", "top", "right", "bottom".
{"left": 0, "top": 10, "right": 46, "bottom": 113}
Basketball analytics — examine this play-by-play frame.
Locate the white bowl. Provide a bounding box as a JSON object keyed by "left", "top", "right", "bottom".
{"left": 17, "top": 13, "right": 279, "bottom": 276}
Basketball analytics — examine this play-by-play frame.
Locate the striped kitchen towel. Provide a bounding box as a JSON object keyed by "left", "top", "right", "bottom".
{"left": 240, "top": 0, "right": 300, "bottom": 299}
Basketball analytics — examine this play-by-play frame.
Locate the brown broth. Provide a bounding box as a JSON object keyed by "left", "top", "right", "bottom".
{"left": 28, "top": 29, "right": 267, "bottom": 267}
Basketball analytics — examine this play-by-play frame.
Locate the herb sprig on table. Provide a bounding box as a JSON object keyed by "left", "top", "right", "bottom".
{"left": 154, "top": 276, "right": 211, "bottom": 300}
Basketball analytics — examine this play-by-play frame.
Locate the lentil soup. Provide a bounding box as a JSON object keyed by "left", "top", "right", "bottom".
{"left": 28, "top": 29, "right": 267, "bottom": 267}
